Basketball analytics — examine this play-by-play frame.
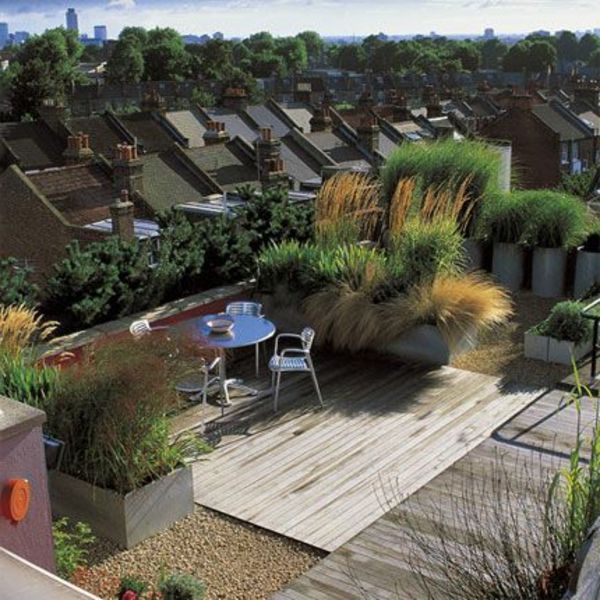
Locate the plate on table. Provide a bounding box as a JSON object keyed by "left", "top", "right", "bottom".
{"left": 205, "top": 316, "right": 235, "bottom": 335}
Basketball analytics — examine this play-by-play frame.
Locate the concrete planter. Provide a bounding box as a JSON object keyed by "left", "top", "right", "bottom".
{"left": 492, "top": 242, "right": 524, "bottom": 292}
{"left": 574, "top": 250, "right": 600, "bottom": 299}
{"left": 48, "top": 467, "right": 194, "bottom": 548}
{"left": 463, "top": 238, "right": 484, "bottom": 271}
{"left": 384, "top": 324, "right": 477, "bottom": 366}
{"left": 547, "top": 338, "right": 593, "bottom": 366}
{"left": 531, "top": 247, "right": 567, "bottom": 298}
{"left": 523, "top": 331, "right": 550, "bottom": 362}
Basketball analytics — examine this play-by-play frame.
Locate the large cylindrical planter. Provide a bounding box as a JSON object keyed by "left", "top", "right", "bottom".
{"left": 463, "top": 238, "right": 484, "bottom": 271}
{"left": 531, "top": 247, "right": 567, "bottom": 298}
{"left": 574, "top": 250, "right": 600, "bottom": 299}
{"left": 492, "top": 242, "right": 524, "bottom": 292}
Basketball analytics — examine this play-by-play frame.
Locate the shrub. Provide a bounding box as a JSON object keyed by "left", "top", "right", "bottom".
{"left": 519, "top": 190, "right": 589, "bottom": 248}
{"left": 159, "top": 572, "right": 206, "bottom": 600}
{"left": 52, "top": 517, "right": 95, "bottom": 580}
{"left": 257, "top": 240, "right": 311, "bottom": 293}
{"left": 117, "top": 575, "right": 148, "bottom": 600}
{"left": 538, "top": 301, "right": 592, "bottom": 344}
{"left": 558, "top": 168, "right": 597, "bottom": 201}
{"left": 477, "top": 192, "right": 531, "bottom": 244}
{"left": 389, "top": 217, "right": 465, "bottom": 289}
{"left": 0, "top": 304, "right": 57, "bottom": 359}
{"left": 45, "top": 336, "right": 211, "bottom": 494}
{"left": 0, "top": 257, "right": 38, "bottom": 307}
{"left": 381, "top": 139, "right": 501, "bottom": 208}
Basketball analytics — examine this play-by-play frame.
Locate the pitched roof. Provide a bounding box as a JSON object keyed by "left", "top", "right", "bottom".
{"left": 279, "top": 102, "right": 313, "bottom": 134}
{"left": 66, "top": 115, "right": 123, "bottom": 158}
{"left": 165, "top": 110, "right": 207, "bottom": 148}
{"left": 139, "top": 151, "right": 216, "bottom": 212}
{"left": 280, "top": 135, "right": 321, "bottom": 183}
{"left": 304, "top": 131, "right": 369, "bottom": 167}
{"left": 532, "top": 103, "right": 590, "bottom": 141}
{"left": 28, "top": 163, "right": 116, "bottom": 226}
{"left": 184, "top": 142, "right": 259, "bottom": 191}
{"left": 0, "top": 122, "right": 64, "bottom": 171}
{"left": 204, "top": 108, "right": 259, "bottom": 143}
{"left": 119, "top": 113, "right": 176, "bottom": 153}
{"left": 246, "top": 104, "right": 290, "bottom": 138}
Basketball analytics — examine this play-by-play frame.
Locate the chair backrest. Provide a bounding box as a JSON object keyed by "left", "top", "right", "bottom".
{"left": 129, "top": 319, "right": 152, "bottom": 338}
{"left": 226, "top": 301, "right": 263, "bottom": 317}
{"left": 301, "top": 327, "right": 315, "bottom": 352}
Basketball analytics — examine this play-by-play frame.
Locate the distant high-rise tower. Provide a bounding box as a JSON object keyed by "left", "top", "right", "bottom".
{"left": 66, "top": 8, "right": 78, "bottom": 33}
{"left": 0, "top": 23, "right": 8, "bottom": 48}
{"left": 94, "top": 25, "right": 107, "bottom": 41}
{"left": 483, "top": 27, "right": 495, "bottom": 39}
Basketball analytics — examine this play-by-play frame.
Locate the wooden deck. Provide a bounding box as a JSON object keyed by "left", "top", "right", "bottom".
{"left": 190, "top": 354, "right": 542, "bottom": 552}
{"left": 275, "top": 387, "right": 593, "bottom": 599}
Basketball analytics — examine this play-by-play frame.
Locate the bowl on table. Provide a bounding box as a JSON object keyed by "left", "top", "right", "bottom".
{"left": 205, "top": 315, "right": 235, "bottom": 334}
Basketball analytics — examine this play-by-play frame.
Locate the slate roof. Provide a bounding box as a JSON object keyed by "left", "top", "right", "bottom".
{"left": 377, "top": 131, "right": 400, "bottom": 157}
{"left": 184, "top": 143, "right": 259, "bottom": 192}
{"left": 28, "top": 163, "right": 116, "bottom": 226}
{"left": 280, "top": 135, "right": 321, "bottom": 183}
{"left": 204, "top": 108, "right": 259, "bottom": 143}
{"left": 305, "top": 131, "right": 369, "bottom": 167}
{"left": 165, "top": 110, "right": 207, "bottom": 148}
{"left": 246, "top": 104, "right": 290, "bottom": 138}
{"left": 0, "top": 122, "right": 64, "bottom": 171}
{"left": 139, "top": 151, "right": 216, "bottom": 212}
{"left": 532, "top": 103, "right": 590, "bottom": 141}
{"left": 279, "top": 103, "right": 313, "bottom": 133}
{"left": 119, "top": 113, "right": 176, "bottom": 153}
{"left": 66, "top": 115, "right": 123, "bottom": 158}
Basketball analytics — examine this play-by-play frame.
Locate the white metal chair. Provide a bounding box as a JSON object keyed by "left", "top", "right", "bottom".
{"left": 129, "top": 319, "right": 170, "bottom": 338}
{"left": 226, "top": 301, "right": 264, "bottom": 376}
{"left": 268, "top": 327, "right": 324, "bottom": 412}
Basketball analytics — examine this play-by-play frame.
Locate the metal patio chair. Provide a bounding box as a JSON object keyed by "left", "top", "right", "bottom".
{"left": 268, "top": 327, "right": 324, "bottom": 412}
{"left": 129, "top": 319, "right": 169, "bottom": 338}
{"left": 226, "top": 301, "right": 264, "bottom": 376}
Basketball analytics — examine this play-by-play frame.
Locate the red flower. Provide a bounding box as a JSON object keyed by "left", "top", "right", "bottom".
{"left": 121, "top": 591, "right": 138, "bottom": 600}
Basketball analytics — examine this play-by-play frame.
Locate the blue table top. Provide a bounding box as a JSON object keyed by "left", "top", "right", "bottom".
{"left": 196, "top": 314, "right": 276, "bottom": 349}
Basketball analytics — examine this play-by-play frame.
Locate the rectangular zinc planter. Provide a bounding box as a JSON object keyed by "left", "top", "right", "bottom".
{"left": 524, "top": 331, "right": 550, "bottom": 362}
{"left": 49, "top": 467, "right": 193, "bottom": 549}
{"left": 547, "top": 338, "right": 593, "bottom": 366}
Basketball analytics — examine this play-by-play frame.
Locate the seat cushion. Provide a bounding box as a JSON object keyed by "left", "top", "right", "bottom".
{"left": 269, "top": 355, "right": 309, "bottom": 372}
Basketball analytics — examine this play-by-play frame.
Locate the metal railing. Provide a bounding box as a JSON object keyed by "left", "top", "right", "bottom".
{"left": 582, "top": 297, "right": 600, "bottom": 379}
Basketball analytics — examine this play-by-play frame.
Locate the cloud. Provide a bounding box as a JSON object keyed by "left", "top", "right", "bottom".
{"left": 107, "top": 0, "right": 136, "bottom": 8}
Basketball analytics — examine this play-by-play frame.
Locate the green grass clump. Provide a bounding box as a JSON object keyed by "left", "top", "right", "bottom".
{"left": 537, "top": 301, "right": 592, "bottom": 344}
{"left": 477, "top": 192, "right": 532, "bottom": 244}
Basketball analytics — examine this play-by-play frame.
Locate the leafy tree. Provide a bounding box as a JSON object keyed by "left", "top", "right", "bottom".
{"left": 0, "top": 258, "right": 38, "bottom": 307}
{"left": 249, "top": 51, "right": 285, "bottom": 78}
{"left": 106, "top": 36, "right": 144, "bottom": 84}
{"left": 296, "top": 31, "right": 324, "bottom": 65}
{"left": 528, "top": 40, "right": 557, "bottom": 72}
{"left": 480, "top": 38, "right": 507, "bottom": 69}
{"left": 191, "top": 87, "right": 215, "bottom": 107}
{"left": 503, "top": 41, "right": 530, "bottom": 71}
{"left": 579, "top": 33, "right": 600, "bottom": 62}
{"left": 143, "top": 27, "right": 190, "bottom": 80}
{"left": 7, "top": 28, "right": 84, "bottom": 117}
{"left": 119, "top": 26, "right": 149, "bottom": 46}
{"left": 189, "top": 38, "right": 234, "bottom": 79}
{"left": 589, "top": 48, "right": 600, "bottom": 68}
{"left": 556, "top": 30, "right": 579, "bottom": 63}
{"left": 452, "top": 41, "right": 481, "bottom": 72}
{"left": 276, "top": 37, "right": 308, "bottom": 74}
{"left": 335, "top": 44, "right": 366, "bottom": 71}
{"left": 245, "top": 31, "right": 276, "bottom": 54}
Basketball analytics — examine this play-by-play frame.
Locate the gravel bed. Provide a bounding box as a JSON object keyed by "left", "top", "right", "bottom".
{"left": 451, "top": 291, "right": 571, "bottom": 388}
{"left": 73, "top": 507, "right": 324, "bottom": 600}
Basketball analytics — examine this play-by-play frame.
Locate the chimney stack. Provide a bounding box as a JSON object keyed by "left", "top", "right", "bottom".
{"left": 63, "top": 132, "right": 94, "bottom": 165}
{"left": 310, "top": 100, "right": 333, "bottom": 133}
{"left": 573, "top": 79, "right": 600, "bottom": 111}
{"left": 255, "top": 127, "right": 288, "bottom": 190}
{"left": 110, "top": 189, "right": 135, "bottom": 242}
{"left": 222, "top": 87, "right": 249, "bottom": 112}
{"left": 356, "top": 114, "right": 380, "bottom": 156}
{"left": 391, "top": 94, "right": 412, "bottom": 122}
{"left": 509, "top": 95, "right": 534, "bottom": 111}
{"left": 37, "top": 98, "right": 67, "bottom": 134}
{"left": 113, "top": 142, "right": 144, "bottom": 195}
{"left": 203, "top": 121, "right": 230, "bottom": 145}
{"left": 423, "top": 86, "right": 443, "bottom": 119}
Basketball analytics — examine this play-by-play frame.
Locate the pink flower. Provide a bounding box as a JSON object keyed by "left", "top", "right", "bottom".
{"left": 121, "top": 591, "right": 138, "bottom": 600}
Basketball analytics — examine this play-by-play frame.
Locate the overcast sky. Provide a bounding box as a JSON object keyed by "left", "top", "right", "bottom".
{"left": 0, "top": 0, "right": 597, "bottom": 38}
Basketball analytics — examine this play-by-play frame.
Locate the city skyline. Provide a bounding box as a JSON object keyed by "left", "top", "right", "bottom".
{"left": 0, "top": 0, "right": 598, "bottom": 39}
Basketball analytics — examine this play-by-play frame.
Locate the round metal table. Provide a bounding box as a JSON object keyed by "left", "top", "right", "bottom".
{"left": 196, "top": 314, "right": 276, "bottom": 405}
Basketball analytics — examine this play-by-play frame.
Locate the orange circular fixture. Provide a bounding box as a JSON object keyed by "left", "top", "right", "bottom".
{"left": 2, "top": 479, "right": 31, "bottom": 523}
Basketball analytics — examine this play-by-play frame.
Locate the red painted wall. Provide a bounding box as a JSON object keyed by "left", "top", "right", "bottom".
{"left": 0, "top": 425, "right": 56, "bottom": 573}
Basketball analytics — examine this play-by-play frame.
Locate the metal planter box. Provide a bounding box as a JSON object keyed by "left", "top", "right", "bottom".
{"left": 463, "top": 238, "right": 484, "bottom": 272}
{"left": 492, "top": 242, "right": 524, "bottom": 292}
{"left": 48, "top": 467, "right": 194, "bottom": 548}
{"left": 547, "top": 338, "right": 593, "bottom": 366}
{"left": 574, "top": 250, "right": 600, "bottom": 299}
{"left": 531, "top": 247, "right": 567, "bottom": 298}
{"left": 523, "top": 331, "right": 550, "bottom": 362}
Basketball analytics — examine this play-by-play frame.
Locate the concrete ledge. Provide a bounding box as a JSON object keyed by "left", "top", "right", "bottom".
{"left": 39, "top": 281, "right": 253, "bottom": 358}
{"left": 0, "top": 396, "right": 46, "bottom": 442}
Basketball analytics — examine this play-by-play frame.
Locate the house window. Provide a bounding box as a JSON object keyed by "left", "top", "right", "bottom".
{"left": 147, "top": 237, "right": 160, "bottom": 268}
{"left": 560, "top": 142, "right": 569, "bottom": 164}
{"left": 572, "top": 142, "right": 580, "bottom": 161}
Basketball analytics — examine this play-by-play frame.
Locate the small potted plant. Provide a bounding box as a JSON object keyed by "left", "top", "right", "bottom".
{"left": 478, "top": 192, "right": 530, "bottom": 292}
{"left": 522, "top": 191, "right": 588, "bottom": 298}
{"left": 542, "top": 301, "right": 593, "bottom": 365}
{"left": 574, "top": 220, "right": 600, "bottom": 298}
{"left": 523, "top": 321, "right": 551, "bottom": 362}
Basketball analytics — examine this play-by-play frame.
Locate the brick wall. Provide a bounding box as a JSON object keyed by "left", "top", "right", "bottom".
{"left": 0, "top": 166, "right": 107, "bottom": 288}
{"left": 480, "top": 108, "right": 561, "bottom": 189}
